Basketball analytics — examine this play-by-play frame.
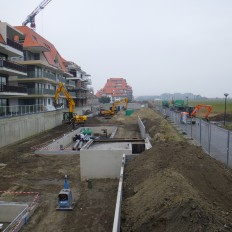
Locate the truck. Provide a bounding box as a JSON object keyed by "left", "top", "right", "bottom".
{"left": 173, "top": 100, "right": 185, "bottom": 111}
{"left": 162, "top": 100, "right": 169, "bottom": 108}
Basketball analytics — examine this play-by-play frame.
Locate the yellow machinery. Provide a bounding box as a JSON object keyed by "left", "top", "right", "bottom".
{"left": 120, "top": 97, "right": 128, "bottom": 110}
{"left": 99, "top": 97, "right": 129, "bottom": 117}
{"left": 54, "top": 82, "right": 87, "bottom": 124}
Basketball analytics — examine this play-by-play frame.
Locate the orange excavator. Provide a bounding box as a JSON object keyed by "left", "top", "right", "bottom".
{"left": 190, "top": 105, "right": 213, "bottom": 120}
{"left": 180, "top": 104, "right": 212, "bottom": 124}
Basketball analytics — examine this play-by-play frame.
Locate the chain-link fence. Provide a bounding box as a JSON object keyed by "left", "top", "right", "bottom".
{"left": 157, "top": 106, "right": 232, "bottom": 168}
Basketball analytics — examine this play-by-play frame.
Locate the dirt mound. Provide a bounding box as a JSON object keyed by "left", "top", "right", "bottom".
{"left": 121, "top": 109, "right": 232, "bottom": 232}
{"left": 209, "top": 113, "right": 232, "bottom": 122}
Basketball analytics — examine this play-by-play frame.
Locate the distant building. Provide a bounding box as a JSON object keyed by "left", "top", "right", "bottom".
{"left": 96, "top": 78, "right": 133, "bottom": 102}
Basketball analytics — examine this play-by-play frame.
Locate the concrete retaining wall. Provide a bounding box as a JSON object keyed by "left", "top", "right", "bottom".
{"left": 138, "top": 116, "right": 146, "bottom": 139}
{"left": 80, "top": 143, "right": 132, "bottom": 180}
{"left": 0, "top": 111, "right": 62, "bottom": 148}
{"left": 0, "top": 106, "right": 91, "bottom": 148}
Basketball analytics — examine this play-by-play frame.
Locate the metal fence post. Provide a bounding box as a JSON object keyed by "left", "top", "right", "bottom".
{"left": 208, "top": 122, "right": 211, "bottom": 155}
{"left": 185, "top": 120, "right": 187, "bottom": 133}
{"left": 200, "top": 119, "right": 202, "bottom": 146}
{"left": 190, "top": 117, "right": 193, "bottom": 139}
{"left": 227, "top": 131, "right": 230, "bottom": 167}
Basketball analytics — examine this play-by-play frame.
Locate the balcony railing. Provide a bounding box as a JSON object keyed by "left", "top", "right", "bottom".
{"left": 67, "top": 80, "right": 76, "bottom": 86}
{"left": 27, "top": 71, "right": 56, "bottom": 81}
{"left": 0, "top": 104, "right": 44, "bottom": 117}
{"left": 0, "top": 60, "right": 27, "bottom": 73}
{"left": 0, "top": 84, "right": 27, "bottom": 94}
{"left": 27, "top": 88, "right": 56, "bottom": 95}
{"left": 26, "top": 88, "right": 76, "bottom": 98}
{"left": 7, "top": 38, "right": 23, "bottom": 51}
{"left": 76, "top": 93, "right": 87, "bottom": 99}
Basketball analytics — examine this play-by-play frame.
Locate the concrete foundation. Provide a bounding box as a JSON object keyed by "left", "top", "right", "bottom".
{"left": 0, "top": 201, "right": 37, "bottom": 232}
{"left": 34, "top": 126, "right": 117, "bottom": 155}
{"left": 80, "top": 141, "right": 132, "bottom": 180}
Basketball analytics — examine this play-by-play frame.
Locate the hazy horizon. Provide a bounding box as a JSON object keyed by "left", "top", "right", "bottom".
{"left": 1, "top": 0, "right": 232, "bottom": 98}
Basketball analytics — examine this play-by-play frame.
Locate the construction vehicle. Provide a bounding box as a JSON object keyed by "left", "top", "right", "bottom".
{"left": 57, "top": 175, "right": 76, "bottom": 211}
{"left": 162, "top": 100, "right": 169, "bottom": 108}
{"left": 120, "top": 97, "right": 129, "bottom": 110}
{"left": 173, "top": 100, "right": 185, "bottom": 111}
{"left": 54, "top": 82, "right": 87, "bottom": 125}
{"left": 99, "top": 98, "right": 129, "bottom": 117}
{"left": 22, "top": 0, "right": 52, "bottom": 30}
{"left": 190, "top": 105, "right": 213, "bottom": 120}
{"left": 99, "top": 104, "right": 115, "bottom": 117}
{"left": 180, "top": 104, "right": 212, "bottom": 124}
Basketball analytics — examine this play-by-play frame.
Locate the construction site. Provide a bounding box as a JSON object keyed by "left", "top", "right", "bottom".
{"left": 1, "top": 0, "right": 232, "bottom": 231}
{"left": 0, "top": 103, "right": 232, "bottom": 232}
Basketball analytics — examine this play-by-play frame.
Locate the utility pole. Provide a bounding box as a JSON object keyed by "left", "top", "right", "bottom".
{"left": 224, "top": 93, "right": 229, "bottom": 126}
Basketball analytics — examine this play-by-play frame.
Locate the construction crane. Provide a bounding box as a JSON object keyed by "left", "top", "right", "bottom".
{"left": 22, "top": 0, "right": 52, "bottom": 30}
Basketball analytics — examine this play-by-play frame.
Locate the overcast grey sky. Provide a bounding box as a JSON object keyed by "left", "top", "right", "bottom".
{"left": 1, "top": 0, "right": 232, "bottom": 98}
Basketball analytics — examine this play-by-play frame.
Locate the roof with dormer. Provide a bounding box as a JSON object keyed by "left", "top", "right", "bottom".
{"left": 15, "top": 26, "right": 68, "bottom": 72}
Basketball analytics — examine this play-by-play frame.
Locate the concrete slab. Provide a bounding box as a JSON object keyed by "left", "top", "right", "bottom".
{"left": 0, "top": 201, "right": 38, "bottom": 232}
{"left": 34, "top": 126, "right": 117, "bottom": 155}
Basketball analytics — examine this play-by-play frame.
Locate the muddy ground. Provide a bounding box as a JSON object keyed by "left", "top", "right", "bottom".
{"left": 1, "top": 108, "right": 232, "bottom": 231}
{"left": 0, "top": 112, "right": 140, "bottom": 232}
{"left": 121, "top": 108, "right": 232, "bottom": 232}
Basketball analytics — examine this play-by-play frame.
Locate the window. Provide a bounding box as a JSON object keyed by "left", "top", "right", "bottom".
{"left": 34, "top": 53, "right": 40, "bottom": 60}
{"left": 0, "top": 76, "right": 7, "bottom": 85}
{"left": 0, "top": 98, "right": 7, "bottom": 107}
{"left": 48, "top": 99, "right": 51, "bottom": 105}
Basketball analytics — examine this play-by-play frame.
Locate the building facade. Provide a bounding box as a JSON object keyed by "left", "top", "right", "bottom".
{"left": 96, "top": 78, "right": 133, "bottom": 102}
{"left": 0, "top": 22, "right": 93, "bottom": 115}
{"left": 64, "top": 61, "right": 93, "bottom": 107}
{"left": 0, "top": 22, "right": 28, "bottom": 114}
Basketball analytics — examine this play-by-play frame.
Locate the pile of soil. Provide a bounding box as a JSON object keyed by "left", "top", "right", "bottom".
{"left": 209, "top": 113, "right": 232, "bottom": 122}
{"left": 121, "top": 108, "right": 232, "bottom": 231}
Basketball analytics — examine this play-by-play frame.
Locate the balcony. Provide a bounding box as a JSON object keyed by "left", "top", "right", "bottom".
{"left": 0, "top": 84, "right": 28, "bottom": 95}
{"left": 7, "top": 38, "right": 23, "bottom": 52}
{"left": 26, "top": 88, "right": 76, "bottom": 98}
{"left": 26, "top": 71, "right": 56, "bottom": 82}
{"left": 66, "top": 80, "right": 76, "bottom": 87}
{"left": 0, "top": 60, "right": 27, "bottom": 75}
{"left": 82, "top": 77, "right": 92, "bottom": 85}
{"left": 76, "top": 92, "right": 87, "bottom": 99}
{"left": 27, "top": 88, "right": 56, "bottom": 95}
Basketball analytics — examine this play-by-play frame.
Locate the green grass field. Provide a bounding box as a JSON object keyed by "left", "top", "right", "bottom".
{"left": 188, "top": 99, "right": 232, "bottom": 115}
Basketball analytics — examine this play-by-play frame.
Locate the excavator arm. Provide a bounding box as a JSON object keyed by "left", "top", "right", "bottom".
{"left": 54, "top": 82, "right": 75, "bottom": 113}
{"left": 190, "top": 105, "right": 213, "bottom": 119}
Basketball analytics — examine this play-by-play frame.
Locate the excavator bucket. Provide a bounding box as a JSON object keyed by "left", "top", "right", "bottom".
{"left": 54, "top": 102, "right": 63, "bottom": 108}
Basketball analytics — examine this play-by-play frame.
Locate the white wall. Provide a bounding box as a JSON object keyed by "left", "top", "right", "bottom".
{"left": 80, "top": 146, "right": 132, "bottom": 180}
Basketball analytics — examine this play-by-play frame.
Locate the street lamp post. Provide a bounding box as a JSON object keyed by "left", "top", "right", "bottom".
{"left": 186, "top": 96, "right": 189, "bottom": 107}
{"left": 224, "top": 93, "right": 229, "bottom": 126}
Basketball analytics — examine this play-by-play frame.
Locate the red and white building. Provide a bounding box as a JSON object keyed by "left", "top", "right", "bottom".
{"left": 96, "top": 78, "right": 133, "bottom": 102}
